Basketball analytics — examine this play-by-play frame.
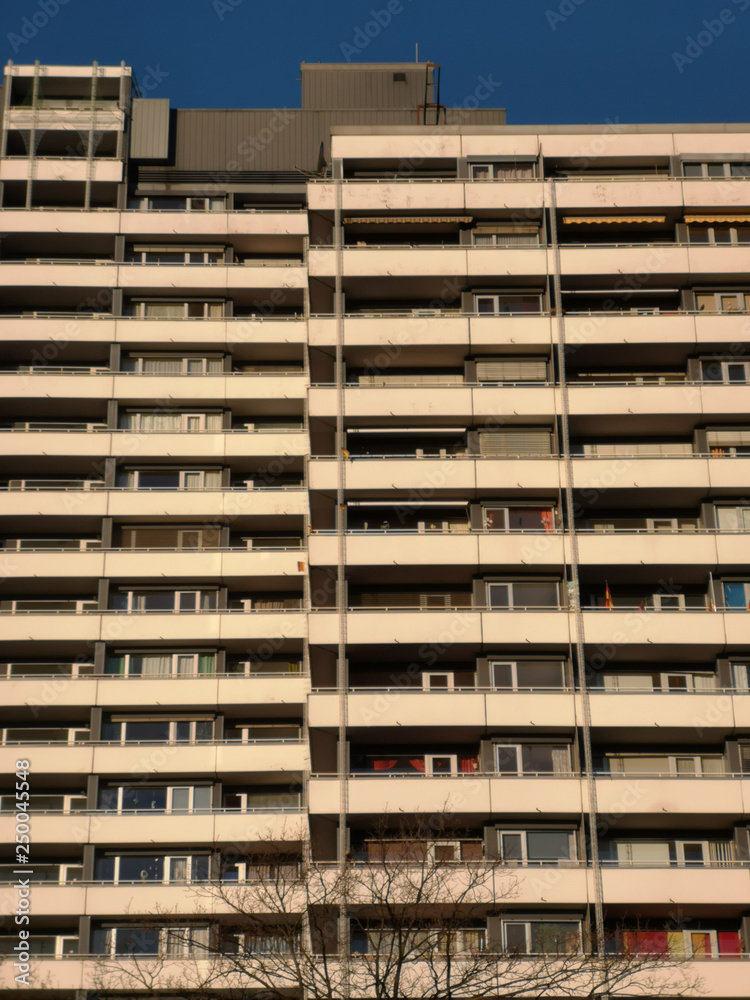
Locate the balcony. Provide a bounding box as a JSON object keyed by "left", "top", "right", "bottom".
{"left": 308, "top": 773, "right": 583, "bottom": 815}
{"left": 0, "top": 808, "right": 307, "bottom": 848}
{"left": 308, "top": 313, "right": 554, "bottom": 349}
{"left": 595, "top": 775, "right": 748, "bottom": 817}
{"left": 309, "top": 690, "right": 575, "bottom": 730}
{"left": 0, "top": 157, "right": 123, "bottom": 183}
{"left": 308, "top": 456, "right": 562, "bottom": 492}
{"left": 309, "top": 384, "right": 556, "bottom": 420}
{"left": 0, "top": 609, "right": 307, "bottom": 643}
{"left": 308, "top": 531, "right": 565, "bottom": 568}
{"left": 308, "top": 609, "right": 571, "bottom": 647}
{"left": 0, "top": 371, "right": 309, "bottom": 402}
{"left": 0, "top": 740, "right": 308, "bottom": 778}
{"left": 0, "top": 428, "right": 310, "bottom": 459}
{"left": 1, "top": 671, "right": 310, "bottom": 709}
{"left": 308, "top": 245, "right": 548, "bottom": 279}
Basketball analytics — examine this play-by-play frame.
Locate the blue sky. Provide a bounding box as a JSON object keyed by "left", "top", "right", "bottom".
{"left": 2, "top": 0, "right": 749, "bottom": 123}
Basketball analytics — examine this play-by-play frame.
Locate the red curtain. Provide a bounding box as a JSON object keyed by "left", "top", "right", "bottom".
{"left": 460, "top": 756, "right": 479, "bottom": 773}
{"left": 409, "top": 758, "right": 426, "bottom": 772}
{"left": 373, "top": 759, "right": 398, "bottom": 771}
{"left": 623, "top": 931, "right": 668, "bottom": 955}
{"left": 541, "top": 509, "right": 554, "bottom": 533}
{"left": 719, "top": 932, "right": 741, "bottom": 956}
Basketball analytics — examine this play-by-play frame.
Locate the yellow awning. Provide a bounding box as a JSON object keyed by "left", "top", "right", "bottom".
{"left": 563, "top": 215, "right": 666, "bottom": 224}
{"left": 343, "top": 216, "right": 472, "bottom": 224}
{"left": 684, "top": 214, "right": 750, "bottom": 224}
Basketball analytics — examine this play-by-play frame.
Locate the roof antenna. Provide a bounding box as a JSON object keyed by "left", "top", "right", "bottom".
{"left": 415, "top": 43, "right": 418, "bottom": 62}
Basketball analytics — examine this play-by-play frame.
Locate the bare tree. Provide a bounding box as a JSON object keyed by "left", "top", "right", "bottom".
{"left": 92, "top": 817, "right": 700, "bottom": 998}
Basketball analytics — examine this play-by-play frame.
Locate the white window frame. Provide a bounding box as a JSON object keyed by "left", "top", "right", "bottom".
{"left": 124, "top": 468, "right": 222, "bottom": 490}
{"left": 109, "top": 650, "right": 215, "bottom": 677}
{"left": 100, "top": 924, "right": 210, "bottom": 958}
{"left": 683, "top": 161, "right": 750, "bottom": 179}
{"left": 675, "top": 840, "right": 710, "bottom": 866}
{"left": 105, "top": 853, "right": 208, "bottom": 885}
{"left": 104, "top": 716, "right": 214, "bottom": 745}
{"left": 135, "top": 299, "right": 225, "bottom": 319}
{"left": 469, "top": 162, "right": 535, "bottom": 180}
{"left": 124, "top": 354, "right": 223, "bottom": 374}
{"left": 130, "top": 246, "right": 225, "bottom": 265}
{"left": 490, "top": 659, "right": 565, "bottom": 691}
{"left": 424, "top": 753, "right": 458, "bottom": 775}
{"left": 608, "top": 754, "right": 724, "bottom": 775}
{"left": 495, "top": 742, "right": 571, "bottom": 775}
{"left": 486, "top": 580, "right": 560, "bottom": 609}
{"left": 115, "top": 589, "right": 217, "bottom": 613}
{"left": 0, "top": 725, "right": 88, "bottom": 746}
{"left": 732, "top": 662, "right": 749, "bottom": 690}
{"left": 687, "top": 225, "right": 750, "bottom": 245}
{"left": 123, "top": 411, "right": 221, "bottom": 433}
{"left": 716, "top": 505, "right": 750, "bottom": 531}
{"left": 483, "top": 505, "right": 555, "bottom": 532}
{"left": 700, "top": 359, "right": 750, "bottom": 383}
{"left": 5, "top": 598, "right": 97, "bottom": 613}
{"left": 473, "top": 292, "right": 543, "bottom": 315}
{"left": 423, "top": 671, "right": 455, "bottom": 691}
{"left": 426, "top": 840, "right": 463, "bottom": 862}
{"left": 498, "top": 828, "right": 577, "bottom": 865}
{"left": 683, "top": 929, "right": 719, "bottom": 958}
{"left": 501, "top": 919, "right": 581, "bottom": 955}
{"left": 694, "top": 291, "right": 748, "bottom": 313}
{"left": 137, "top": 195, "right": 225, "bottom": 212}
{"left": 105, "top": 784, "right": 211, "bottom": 814}
{"left": 652, "top": 593, "right": 686, "bottom": 611}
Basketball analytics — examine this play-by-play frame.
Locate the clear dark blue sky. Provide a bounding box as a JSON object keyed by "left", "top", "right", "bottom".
{"left": 2, "top": 0, "right": 749, "bottom": 123}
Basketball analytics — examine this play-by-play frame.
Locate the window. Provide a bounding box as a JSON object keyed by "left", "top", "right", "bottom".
{"left": 502, "top": 920, "right": 580, "bottom": 954}
{"left": 111, "top": 589, "right": 218, "bottom": 613}
{"left": 694, "top": 291, "right": 749, "bottom": 312}
{"left": 1, "top": 726, "right": 88, "bottom": 745}
{"left": 98, "top": 784, "right": 212, "bottom": 813}
{"left": 607, "top": 754, "right": 725, "bottom": 776}
{"left": 722, "top": 581, "right": 750, "bottom": 609}
{"left": 120, "top": 411, "right": 222, "bottom": 432}
{"left": 490, "top": 660, "right": 566, "bottom": 690}
{"left": 92, "top": 924, "right": 209, "bottom": 957}
{"left": 128, "top": 246, "right": 225, "bottom": 264}
{"left": 498, "top": 828, "right": 576, "bottom": 864}
{"left": 700, "top": 359, "right": 750, "bottom": 383}
{"left": 0, "top": 792, "right": 85, "bottom": 813}
{"left": 94, "top": 853, "right": 210, "bottom": 884}
{"left": 101, "top": 716, "right": 214, "bottom": 744}
{"left": 120, "top": 526, "right": 214, "bottom": 550}
{"left": 732, "top": 662, "right": 749, "bottom": 690}
{"left": 122, "top": 355, "right": 224, "bottom": 374}
{"left": 716, "top": 506, "right": 750, "bottom": 531}
{"left": 687, "top": 224, "right": 750, "bottom": 245}
{"left": 472, "top": 228, "right": 539, "bottom": 246}
{"left": 469, "top": 161, "right": 535, "bottom": 180}
{"left": 119, "top": 468, "right": 222, "bottom": 490}
{"left": 105, "top": 651, "right": 215, "bottom": 676}
{"left": 484, "top": 506, "right": 555, "bottom": 531}
{"left": 134, "top": 299, "right": 225, "bottom": 319}
{"left": 474, "top": 292, "right": 543, "bottom": 314}
{"left": 486, "top": 581, "right": 559, "bottom": 609}
{"left": 495, "top": 743, "right": 571, "bottom": 774}
{"left": 423, "top": 671, "right": 454, "bottom": 690}
{"left": 223, "top": 786, "right": 301, "bottom": 810}
{"left": 475, "top": 358, "right": 548, "bottom": 382}
{"left": 424, "top": 754, "right": 458, "bottom": 775}
{"left": 683, "top": 161, "right": 750, "bottom": 179}
{"left": 134, "top": 195, "right": 225, "bottom": 211}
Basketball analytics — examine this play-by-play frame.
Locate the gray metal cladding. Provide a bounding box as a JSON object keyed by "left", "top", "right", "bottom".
{"left": 301, "top": 64, "right": 428, "bottom": 110}
{"left": 130, "top": 98, "right": 170, "bottom": 159}
{"left": 171, "top": 108, "right": 506, "bottom": 172}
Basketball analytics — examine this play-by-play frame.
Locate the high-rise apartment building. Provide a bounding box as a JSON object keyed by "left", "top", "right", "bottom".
{"left": 0, "top": 59, "right": 749, "bottom": 998}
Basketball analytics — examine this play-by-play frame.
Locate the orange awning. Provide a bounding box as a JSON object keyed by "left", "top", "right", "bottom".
{"left": 343, "top": 216, "right": 472, "bottom": 224}
{"left": 563, "top": 215, "right": 666, "bottom": 224}
{"left": 684, "top": 214, "right": 750, "bottom": 224}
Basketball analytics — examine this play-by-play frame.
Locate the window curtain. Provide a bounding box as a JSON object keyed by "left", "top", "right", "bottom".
{"left": 141, "top": 655, "right": 171, "bottom": 676}
{"left": 143, "top": 358, "right": 182, "bottom": 373}
{"left": 540, "top": 510, "right": 554, "bottom": 532}
{"left": 701, "top": 757, "right": 725, "bottom": 775}
{"left": 409, "top": 758, "right": 426, "bottom": 772}
{"left": 693, "top": 674, "right": 717, "bottom": 690}
{"left": 551, "top": 747, "right": 570, "bottom": 773}
{"left": 138, "top": 413, "right": 181, "bottom": 431}
{"left": 708, "top": 841, "right": 733, "bottom": 865}
{"left": 373, "top": 759, "right": 398, "bottom": 771}
{"left": 144, "top": 302, "right": 183, "bottom": 318}
{"left": 460, "top": 756, "right": 478, "bottom": 773}
{"left": 197, "top": 654, "right": 215, "bottom": 675}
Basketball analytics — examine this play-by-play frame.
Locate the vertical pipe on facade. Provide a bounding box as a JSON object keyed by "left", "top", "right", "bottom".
{"left": 84, "top": 63, "right": 97, "bottom": 210}
{"left": 26, "top": 62, "right": 40, "bottom": 210}
{"left": 333, "top": 176, "right": 351, "bottom": 983}
{"left": 547, "top": 176, "right": 606, "bottom": 953}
